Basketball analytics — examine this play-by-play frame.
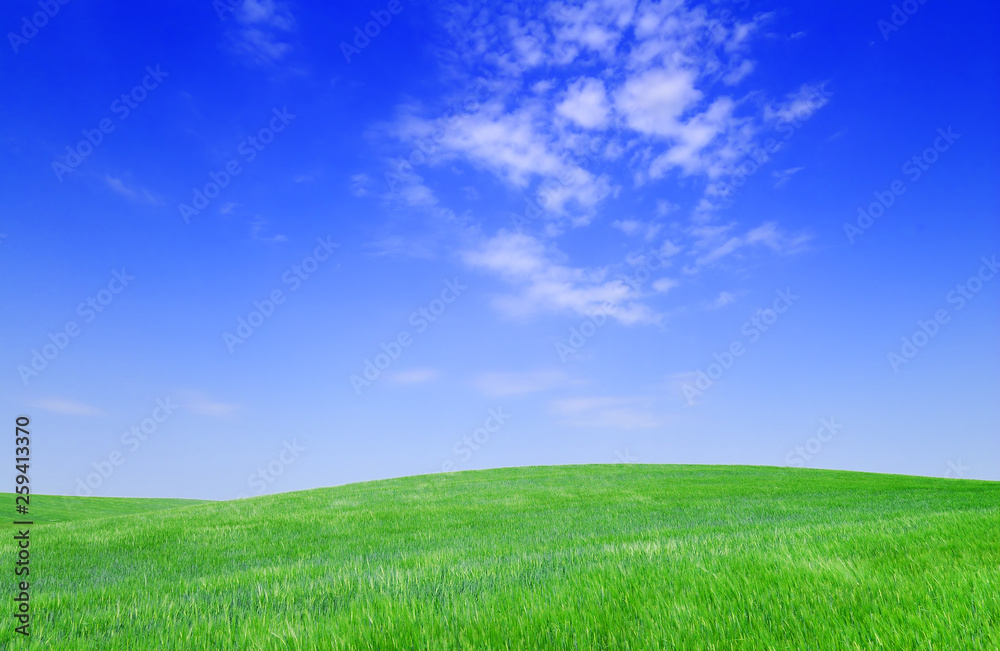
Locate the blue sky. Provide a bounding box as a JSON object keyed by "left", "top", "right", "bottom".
{"left": 2, "top": 0, "right": 997, "bottom": 499}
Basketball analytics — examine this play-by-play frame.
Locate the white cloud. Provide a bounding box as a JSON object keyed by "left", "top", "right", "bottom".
{"left": 556, "top": 77, "right": 610, "bottom": 129}
{"left": 549, "top": 396, "right": 664, "bottom": 429}
{"left": 765, "top": 82, "right": 831, "bottom": 125}
{"left": 420, "top": 104, "right": 564, "bottom": 186}
{"left": 398, "top": 179, "right": 439, "bottom": 208}
{"left": 383, "top": 1, "right": 825, "bottom": 234}
{"left": 376, "top": 2, "right": 827, "bottom": 306}
{"left": 648, "top": 97, "right": 740, "bottom": 178}
{"left": 688, "top": 221, "right": 810, "bottom": 270}
{"left": 350, "top": 173, "right": 372, "bottom": 197}
{"left": 474, "top": 369, "right": 575, "bottom": 397}
{"left": 225, "top": 0, "right": 296, "bottom": 66}
{"left": 614, "top": 67, "right": 702, "bottom": 138}
{"left": 772, "top": 166, "right": 804, "bottom": 187}
{"left": 398, "top": 101, "right": 613, "bottom": 216}
{"left": 31, "top": 398, "right": 102, "bottom": 416}
{"left": 659, "top": 239, "right": 682, "bottom": 257}
{"left": 386, "top": 369, "right": 439, "bottom": 385}
{"left": 396, "top": 1, "right": 821, "bottom": 210}
{"left": 652, "top": 277, "right": 679, "bottom": 293}
{"left": 612, "top": 218, "right": 662, "bottom": 241}
{"left": 463, "top": 230, "right": 654, "bottom": 323}
{"left": 655, "top": 199, "right": 679, "bottom": 216}
{"left": 613, "top": 219, "right": 642, "bottom": 236}
{"left": 179, "top": 393, "right": 239, "bottom": 418}
{"left": 104, "top": 175, "right": 157, "bottom": 204}
{"left": 706, "top": 290, "right": 736, "bottom": 309}
{"left": 722, "top": 59, "right": 755, "bottom": 85}
{"left": 532, "top": 79, "right": 556, "bottom": 94}
{"left": 549, "top": 0, "right": 633, "bottom": 62}
{"left": 249, "top": 216, "right": 287, "bottom": 243}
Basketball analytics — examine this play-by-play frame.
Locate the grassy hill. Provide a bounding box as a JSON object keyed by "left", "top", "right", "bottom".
{"left": 2, "top": 465, "right": 998, "bottom": 649}
{"left": 3, "top": 494, "right": 208, "bottom": 525}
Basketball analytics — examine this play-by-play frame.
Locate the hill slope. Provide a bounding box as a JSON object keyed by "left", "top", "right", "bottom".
{"left": 3, "top": 465, "right": 999, "bottom": 649}
{"left": 1, "top": 494, "right": 208, "bottom": 524}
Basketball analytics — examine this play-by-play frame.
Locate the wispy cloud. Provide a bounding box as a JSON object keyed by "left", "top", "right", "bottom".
{"left": 652, "top": 277, "right": 679, "bottom": 293}
{"left": 556, "top": 77, "right": 610, "bottom": 129}
{"left": 369, "top": 1, "right": 828, "bottom": 312}
{"left": 705, "top": 291, "right": 737, "bottom": 309}
{"left": 179, "top": 393, "right": 239, "bottom": 418}
{"left": 405, "top": 0, "right": 787, "bottom": 205}
{"left": 30, "top": 398, "right": 103, "bottom": 416}
{"left": 395, "top": 99, "right": 615, "bottom": 219}
{"left": 474, "top": 369, "right": 576, "bottom": 397}
{"left": 687, "top": 221, "right": 810, "bottom": 271}
{"left": 613, "top": 218, "right": 663, "bottom": 241}
{"left": 772, "top": 166, "right": 804, "bottom": 187}
{"left": 224, "top": 0, "right": 296, "bottom": 66}
{"left": 462, "top": 230, "right": 653, "bottom": 324}
{"left": 655, "top": 200, "right": 679, "bottom": 216}
{"left": 402, "top": 3, "right": 822, "bottom": 214}
{"left": 549, "top": 396, "right": 665, "bottom": 429}
{"left": 765, "top": 82, "right": 831, "bottom": 125}
{"left": 350, "top": 173, "right": 373, "bottom": 197}
{"left": 104, "top": 175, "right": 157, "bottom": 204}
{"left": 386, "top": 368, "right": 439, "bottom": 385}
{"left": 250, "top": 216, "right": 287, "bottom": 243}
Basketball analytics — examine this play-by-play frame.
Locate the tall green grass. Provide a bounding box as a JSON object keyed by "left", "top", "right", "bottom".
{"left": 4, "top": 494, "right": 207, "bottom": 524}
{"left": 2, "top": 465, "right": 998, "bottom": 649}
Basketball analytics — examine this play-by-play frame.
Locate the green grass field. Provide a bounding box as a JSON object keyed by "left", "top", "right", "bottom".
{"left": 2, "top": 465, "right": 998, "bottom": 649}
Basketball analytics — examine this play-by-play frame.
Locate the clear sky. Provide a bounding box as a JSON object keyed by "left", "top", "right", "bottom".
{"left": 2, "top": 0, "right": 997, "bottom": 499}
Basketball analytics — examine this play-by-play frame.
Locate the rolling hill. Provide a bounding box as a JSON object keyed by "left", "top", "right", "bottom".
{"left": 3, "top": 465, "right": 998, "bottom": 649}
